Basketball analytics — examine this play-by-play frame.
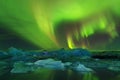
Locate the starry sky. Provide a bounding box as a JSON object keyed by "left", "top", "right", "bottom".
{"left": 0, "top": 0, "right": 120, "bottom": 50}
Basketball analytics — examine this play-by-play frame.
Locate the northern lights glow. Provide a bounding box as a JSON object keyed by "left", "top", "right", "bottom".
{"left": 0, "top": 0, "right": 120, "bottom": 50}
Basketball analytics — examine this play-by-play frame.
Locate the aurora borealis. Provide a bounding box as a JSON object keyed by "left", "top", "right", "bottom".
{"left": 0, "top": 0, "right": 120, "bottom": 50}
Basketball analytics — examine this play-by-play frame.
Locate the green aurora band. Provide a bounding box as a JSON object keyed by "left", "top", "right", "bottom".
{"left": 0, "top": 0, "right": 120, "bottom": 50}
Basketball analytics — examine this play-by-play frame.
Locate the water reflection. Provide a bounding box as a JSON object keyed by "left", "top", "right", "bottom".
{"left": 83, "top": 72, "right": 98, "bottom": 80}
{"left": 1, "top": 68, "right": 120, "bottom": 80}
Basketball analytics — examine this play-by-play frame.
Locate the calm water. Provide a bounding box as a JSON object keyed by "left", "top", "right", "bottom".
{"left": 1, "top": 68, "right": 120, "bottom": 80}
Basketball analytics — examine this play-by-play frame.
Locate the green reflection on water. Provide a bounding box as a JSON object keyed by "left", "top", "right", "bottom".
{"left": 83, "top": 72, "right": 99, "bottom": 80}
{"left": 7, "top": 68, "right": 120, "bottom": 80}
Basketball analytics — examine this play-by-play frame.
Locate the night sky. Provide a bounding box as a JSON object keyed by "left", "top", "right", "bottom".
{"left": 0, "top": 0, "right": 120, "bottom": 50}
